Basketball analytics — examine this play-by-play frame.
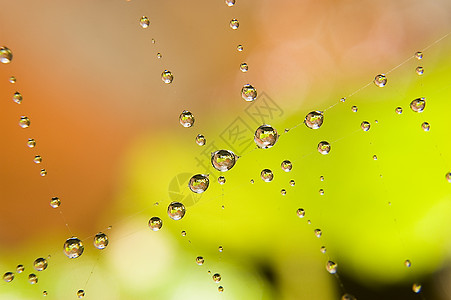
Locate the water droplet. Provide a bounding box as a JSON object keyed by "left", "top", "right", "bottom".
{"left": 211, "top": 150, "right": 237, "bottom": 172}
{"left": 167, "top": 202, "right": 186, "bottom": 220}
{"left": 280, "top": 189, "right": 286, "bottom": 195}
{"left": 241, "top": 84, "right": 257, "bottom": 102}
{"left": 314, "top": 229, "right": 322, "bottom": 238}
{"left": 373, "top": 155, "right": 378, "bottom": 160}
{"left": 340, "top": 97, "right": 346, "bottom": 103}
{"left": 189, "top": 174, "right": 210, "bottom": 193}
{"left": 317, "top": 141, "right": 331, "bottom": 155}
{"left": 218, "top": 286, "right": 224, "bottom": 293}
{"left": 374, "top": 74, "right": 387, "bottom": 87}
{"left": 16, "top": 265, "right": 24, "bottom": 273}
{"left": 195, "top": 134, "right": 206, "bottom": 146}
{"left": 237, "top": 44, "right": 243, "bottom": 52}
{"left": 404, "top": 260, "right": 411, "bottom": 267}
{"left": 326, "top": 261, "right": 337, "bottom": 274}
{"left": 139, "top": 16, "right": 150, "bottom": 28}
{"left": 13, "top": 92, "right": 22, "bottom": 104}
{"left": 416, "top": 66, "right": 424, "bottom": 75}
{"left": 320, "top": 246, "right": 327, "bottom": 254}
{"left": 148, "top": 217, "right": 163, "bottom": 231}
{"left": 225, "top": 0, "right": 235, "bottom": 6}
{"left": 63, "top": 237, "right": 84, "bottom": 259}
{"left": 410, "top": 98, "right": 425, "bottom": 112}
{"left": 28, "top": 274, "right": 38, "bottom": 284}
{"left": 218, "top": 246, "right": 223, "bottom": 252}
{"left": 395, "top": 107, "right": 403, "bottom": 114}
{"left": 445, "top": 172, "right": 451, "bottom": 183}
{"left": 250, "top": 179, "right": 254, "bottom": 184}
{"left": 218, "top": 176, "right": 226, "bottom": 185}
{"left": 281, "top": 160, "right": 292, "bottom": 172}
{"left": 351, "top": 106, "right": 358, "bottom": 113}
{"left": 93, "top": 232, "right": 109, "bottom": 249}
{"left": 289, "top": 180, "right": 295, "bottom": 186}
{"left": 0, "top": 47, "right": 13, "bottom": 63}
{"left": 254, "top": 124, "right": 278, "bottom": 149}
{"left": 33, "top": 258, "right": 48, "bottom": 271}
{"left": 212, "top": 273, "right": 222, "bottom": 283}
{"left": 26, "top": 138, "right": 36, "bottom": 148}
{"left": 240, "top": 62, "right": 248, "bottom": 72}
{"left": 230, "top": 19, "right": 239, "bottom": 30}
{"left": 319, "top": 189, "right": 324, "bottom": 196}
{"left": 9, "top": 76, "right": 16, "bottom": 84}
{"left": 181, "top": 230, "right": 186, "bottom": 236}
{"left": 34, "top": 155, "right": 42, "bottom": 164}
{"left": 415, "top": 51, "right": 423, "bottom": 60}
{"left": 341, "top": 293, "right": 357, "bottom": 300}
{"left": 421, "top": 122, "right": 430, "bottom": 132}
{"left": 151, "top": 38, "right": 156, "bottom": 44}
{"left": 361, "top": 121, "right": 370, "bottom": 131}
{"left": 3, "top": 272, "right": 14, "bottom": 282}
{"left": 412, "top": 283, "right": 422, "bottom": 293}
{"left": 260, "top": 169, "right": 274, "bottom": 182}
{"left": 43, "top": 291, "right": 48, "bottom": 296}
{"left": 307, "top": 220, "right": 311, "bottom": 225}
{"left": 161, "top": 70, "right": 173, "bottom": 84}
{"left": 179, "top": 110, "right": 195, "bottom": 128}
{"left": 19, "top": 116, "right": 30, "bottom": 128}
{"left": 320, "top": 176, "right": 324, "bottom": 181}
{"left": 296, "top": 208, "right": 305, "bottom": 218}
{"left": 77, "top": 290, "right": 85, "bottom": 298}
{"left": 304, "top": 111, "right": 324, "bottom": 129}
{"left": 196, "top": 256, "right": 204, "bottom": 265}
{"left": 50, "top": 197, "right": 60, "bottom": 208}
{"left": 40, "top": 169, "right": 47, "bottom": 177}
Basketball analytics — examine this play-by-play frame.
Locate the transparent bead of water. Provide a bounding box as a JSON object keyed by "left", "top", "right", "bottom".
{"left": 415, "top": 51, "right": 423, "bottom": 60}
{"left": 9, "top": 76, "right": 16, "bottom": 84}
{"left": 395, "top": 107, "right": 403, "bottom": 114}
{"left": 33, "top": 258, "right": 48, "bottom": 271}
{"left": 189, "top": 174, "right": 210, "bottom": 193}
{"left": 361, "top": 121, "right": 370, "bottom": 131}
{"left": 50, "top": 197, "right": 61, "bottom": 208}
{"left": 13, "top": 92, "right": 22, "bottom": 104}
{"left": 404, "top": 260, "right": 411, "bottom": 267}
{"left": 230, "top": 19, "right": 239, "bottom": 30}
{"left": 237, "top": 44, "right": 243, "bottom": 52}
{"left": 157, "top": 53, "right": 162, "bottom": 59}
{"left": 296, "top": 208, "right": 305, "bottom": 218}
{"left": 416, "top": 66, "right": 424, "bottom": 75}
{"left": 240, "top": 62, "right": 248, "bottom": 72}
{"left": 320, "top": 176, "right": 324, "bottom": 181}
{"left": 412, "top": 283, "right": 422, "bottom": 293}
{"left": 168, "top": 202, "right": 186, "bottom": 220}
{"left": 63, "top": 237, "right": 84, "bottom": 259}
{"left": 19, "top": 116, "right": 30, "bottom": 128}
{"left": 93, "top": 232, "right": 109, "bottom": 249}
{"left": 250, "top": 179, "right": 254, "bottom": 184}
{"left": 27, "top": 138, "right": 36, "bottom": 148}
{"left": 196, "top": 256, "right": 204, "bottom": 265}
{"left": 16, "top": 265, "right": 24, "bottom": 273}
{"left": 34, "top": 155, "right": 42, "bottom": 164}
{"left": 260, "top": 169, "right": 274, "bottom": 182}
{"left": 3, "top": 272, "right": 14, "bottom": 282}
{"left": 314, "top": 229, "right": 322, "bottom": 238}
{"left": 320, "top": 246, "right": 326, "bottom": 254}
{"left": 326, "top": 261, "right": 337, "bottom": 274}
{"left": 77, "top": 290, "right": 85, "bottom": 298}
{"left": 281, "top": 160, "right": 292, "bottom": 172}
{"left": 281, "top": 189, "right": 286, "bottom": 195}
{"left": 319, "top": 189, "right": 324, "bottom": 196}
{"left": 241, "top": 84, "right": 257, "bottom": 101}
{"left": 225, "top": 0, "right": 235, "bottom": 6}
{"left": 43, "top": 291, "right": 48, "bottom": 296}
{"left": 340, "top": 97, "right": 346, "bottom": 103}
{"left": 181, "top": 230, "right": 186, "bottom": 236}
{"left": 0, "top": 47, "right": 12, "bottom": 64}
{"left": 374, "top": 74, "right": 387, "bottom": 87}
{"left": 317, "top": 141, "right": 330, "bottom": 155}
{"left": 445, "top": 172, "right": 451, "bottom": 183}
{"left": 218, "top": 176, "right": 226, "bottom": 185}
{"left": 148, "top": 217, "right": 163, "bottom": 231}
{"left": 421, "top": 122, "right": 430, "bottom": 132}
{"left": 211, "top": 150, "right": 237, "bottom": 172}
{"left": 304, "top": 111, "right": 324, "bottom": 129}
{"left": 410, "top": 98, "right": 425, "bottom": 112}
{"left": 40, "top": 169, "right": 47, "bottom": 176}
{"left": 179, "top": 110, "right": 195, "bottom": 128}
{"left": 218, "top": 246, "right": 223, "bottom": 252}
{"left": 140, "top": 16, "right": 150, "bottom": 28}
{"left": 212, "top": 273, "right": 221, "bottom": 283}
{"left": 28, "top": 274, "right": 38, "bottom": 284}
{"left": 161, "top": 70, "right": 173, "bottom": 84}
{"left": 254, "top": 124, "right": 278, "bottom": 149}
{"left": 195, "top": 134, "right": 206, "bottom": 146}
{"left": 351, "top": 106, "right": 358, "bottom": 113}
{"left": 218, "top": 286, "right": 224, "bottom": 293}
{"left": 289, "top": 180, "right": 295, "bottom": 186}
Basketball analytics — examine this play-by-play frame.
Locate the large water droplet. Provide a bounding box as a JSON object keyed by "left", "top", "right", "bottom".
{"left": 412, "top": 283, "right": 422, "bottom": 293}
{"left": 361, "top": 121, "right": 370, "bottom": 131}
{"left": 161, "top": 70, "right": 173, "bottom": 84}
{"left": 93, "top": 232, "right": 109, "bottom": 249}
{"left": 254, "top": 125, "right": 278, "bottom": 149}
{"left": 240, "top": 62, "right": 248, "bottom": 72}
{"left": 225, "top": 0, "right": 235, "bottom": 6}
{"left": 179, "top": 110, "right": 195, "bottom": 128}
{"left": 410, "top": 98, "right": 425, "bottom": 112}
{"left": 189, "top": 174, "right": 209, "bottom": 193}
{"left": 28, "top": 274, "right": 38, "bottom": 284}
{"left": 19, "top": 116, "right": 30, "bottom": 128}
{"left": 326, "top": 261, "right": 337, "bottom": 274}
{"left": 421, "top": 122, "right": 430, "bottom": 132}
{"left": 304, "top": 111, "right": 324, "bottom": 129}
{"left": 260, "top": 169, "right": 273, "bottom": 182}
{"left": 148, "top": 217, "right": 163, "bottom": 231}
{"left": 140, "top": 16, "right": 150, "bottom": 28}
{"left": 281, "top": 160, "right": 292, "bottom": 172}
{"left": 211, "top": 150, "right": 237, "bottom": 172}
{"left": 374, "top": 74, "right": 387, "bottom": 87}
{"left": 13, "top": 92, "right": 22, "bottom": 104}
{"left": 230, "top": 19, "right": 239, "bottom": 30}
{"left": 33, "top": 258, "right": 48, "bottom": 271}
{"left": 0, "top": 47, "right": 12, "bottom": 64}
{"left": 196, "top": 256, "right": 204, "bottom": 265}
{"left": 415, "top": 51, "right": 423, "bottom": 60}
{"left": 317, "top": 141, "right": 330, "bottom": 155}
{"left": 416, "top": 66, "right": 424, "bottom": 75}
{"left": 212, "top": 273, "right": 222, "bottom": 283}
{"left": 63, "top": 237, "right": 84, "bottom": 259}
{"left": 77, "top": 290, "right": 85, "bottom": 298}
{"left": 50, "top": 197, "right": 61, "bottom": 208}
{"left": 3, "top": 272, "right": 14, "bottom": 282}
{"left": 167, "top": 202, "right": 186, "bottom": 220}
{"left": 241, "top": 84, "right": 257, "bottom": 102}
{"left": 195, "top": 134, "right": 206, "bottom": 146}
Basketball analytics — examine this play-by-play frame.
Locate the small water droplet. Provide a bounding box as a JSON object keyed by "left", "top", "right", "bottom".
{"left": 361, "top": 121, "right": 371, "bottom": 131}
{"left": 260, "top": 169, "right": 274, "bottom": 182}
{"left": 50, "top": 197, "right": 61, "bottom": 208}
{"left": 317, "top": 141, "right": 330, "bottom": 155}
{"left": 27, "top": 138, "right": 36, "bottom": 148}
{"left": 211, "top": 150, "right": 237, "bottom": 172}
{"left": 195, "top": 134, "right": 206, "bottom": 146}
{"left": 225, "top": 0, "right": 235, "bottom": 6}
{"left": 421, "top": 122, "right": 430, "bottom": 132}
{"left": 395, "top": 107, "right": 403, "bottom": 114}
{"left": 340, "top": 97, "right": 346, "bottom": 103}
{"left": 34, "top": 155, "right": 42, "bottom": 164}
{"left": 13, "top": 92, "right": 22, "bottom": 104}
{"left": 16, "top": 265, "right": 24, "bottom": 273}
{"left": 296, "top": 208, "right": 305, "bottom": 218}
{"left": 43, "top": 291, "right": 48, "bottom": 296}
{"left": 196, "top": 256, "right": 204, "bottom": 265}
{"left": 218, "top": 176, "right": 226, "bottom": 185}
{"left": 181, "top": 230, "right": 186, "bottom": 236}
{"left": 351, "top": 106, "right": 358, "bottom": 113}
{"left": 415, "top": 51, "right": 423, "bottom": 60}
{"left": 254, "top": 124, "right": 278, "bottom": 149}
{"left": 304, "top": 111, "right": 324, "bottom": 129}
{"left": 139, "top": 16, "right": 150, "bottom": 28}
{"left": 33, "top": 258, "right": 48, "bottom": 271}
{"left": 241, "top": 84, "right": 257, "bottom": 101}
{"left": 320, "top": 176, "right": 324, "bottom": 181}
{"left": 179, "top": 110, "right": 195, "bottom": 127}
{"left": 307, "top": 220, "right": 311, "bottom": 225}
{"left": 168, "top": 202, "right": 186, "bottom": 220}
{"left": 280, "top": 189, "right": 286, "bottom": 195}
{"left": 412, "top": 283, "right": 422, "bottom": 293}
{"left": 326, "top": 261, "right": 337, "bottom": 274}
{"left": 250, "top": 179, "right": 254, "bottom": 184}
{"left": 416, "top": 66, "right": 424, "bottom": 75}
{"left": 289, "top": 180, "right": 295, "bottom": 186}
{"left": 9, "top": 76, "right": 16, "bottom": 83}
{"left": 237, "top": 44, "right": 243, "bottom": 52}
{"left": 314, "top": 229, "right": 322, "bottom": 238}
{"left": 63, "top": 237, "right": 84, "bottom": 259}
{"left": 0, "top": 47, "right": 13, "bottom": 63}
{"left": 151, "top": 38, "right": 156, "bottom": 44}
{"left": 319, "top": 189, "right": 324, "bottom": 196}
{"left": 189, "top": 174, "right": 209, "bottom": 193}
{"left": 28, "top": 274, "right": 38, "bottom": 284}
{"left": 281, "top": 160, "right": 292, "bottom": 172}
{"left": 320, "top": 246, "right": 326, "bottom": 254}
{"left": 341, "top": 293, "right": 357, "bottom": 300}
{"left": 218, "top": 286, "right": 224, "bottom": 293}
{"left": 374, "top": 74, "right": 387, "bottom": 87}
{"left": 404, "top": 260, "right": 411, "bottom": 268}
{"left": 445, "top": 172, "right": 451, "bottom": 183}
{"left": 148, "top": 217, "right": 162, "bottom": 231}
{"left": 373, "top": 155, "right": 378, "bottom": 160}
{"left": 40, "top": 169, "right": 47, "bottom": 177}
{"left": 93, "top": 232, "right": 109, "bottom": 249}
{"left": 19, "top": 116, "right": 30, "bottom": 128}
{"left": 212, "top": 273, "right": 222, "bottom": 283}
{"left": 218, "top": 246, "right": 223, "bottom": 252}
{"left": 77, "top": 290, "right": 85, "bottom": 298}
{"left": 3, "top": 272, "right": 14, "bottom": 282}
{"left": 230, "top": 19, "right": 239, "bottom": 30}
{"left": 240, "top": 62, "right": 248, "bottom": 72}
{"left": 157, "top": 53, "right": 162, "bottom": 59}
{"left": 161, "top": 70, "right": 173, "bottom": 84}
{"left": 410, "top": 98, "right": 425, "bottom": 112}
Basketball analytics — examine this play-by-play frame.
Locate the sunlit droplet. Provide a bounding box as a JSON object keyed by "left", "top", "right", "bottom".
{"left": 43, "top": 291, "right": 48, "bottom": 296}
{"left": 340, "top": 97, "right": 346, "bottom": 103}
{"left": 317, "top": 141, "right": 330, "bottom": 155}
{"left": 225, "top": 0, "right": 235, "bottom": 6}
{"left": 33, "top": 258, "right": 48, "bottom": 271}
{"left": 314, "top": 229, "right": 322, "bottom": 238}
{"left": 240, "top": 62, "right": 248, "bottom": 72}
{"left": 412, "top": 283, "right": 422, "bottom": 293}
{"left": 34, "top": 155, "right": 42, "bottom": 164}
{"left": 230, "top": 19, "right": 239, "bottom": 30}
{"left": 161, "top": 70, "right": 173, "bottom": 84}
{"left": 320, "top": 246, "right": 327, "bottom": 254}
{"left": 211, "top": 150, "right": 237, "bottom": 172}
{"left": 241, "top": 84, "right": 257, "bottom": 102}
{"left": 50, "top": 197, "right": 60, "bottom": 208}
{"left": 281, "top": 189, "right": 286, "bottom": 196}
{"left": 410, "top": 98, "right": 425, "bottom": 113}
{"left": 0, "top": 47, "right": 12, "bottom": 63}
{"left": 13, "top": 92, "right": 22, "bottom": 104}
{"left": 9, "top": 76, "right": 16, "bottom": 84}
{"left": 416, "top": 66, "right": 424, "bottom": 75}
{"left": 415, "top": 51, "right": 423, "bottom": 60}
{"left": 421, "top": 122, "right": 430, "bottom": 132}
{"left": 260, "top": 169, "right": 274, "bottom": 182}
{"left": 189, "top": 174, "right": 209, "bottom": 193}
{"left": 19, "top": 116, "right": 30, "bottom": 128}
{"left": 181, "top": 230, "right": 186, "bottom": 236}
{"left": 404, "top": 260, "right": 411, "bottom": 268}
{"left": 27, "top": 138, "right": 36, "bottom": 148}
{"left": 195, "top": 134, "right": 206, "bottom": 146}
{"left": 196, "top": 256, "right": 204, "bottom": 265}
{"left": 218, "top": 176, "right": 226, "bottom": 185}
{"left": 213, "top": 273, "right": 221, "bottom": 283}
{"left": 93, "top": 232, "right": 109, "bottom": 250}
{"left": 319, "top": 189, "right": 324, "bottom": 196}
{"left": 237, "top": 44, "right": 243, "bottom": 52}
{"left": 250, "top": 179, "right": 254, "bottom": 184}
{"left": 218, "top": 246, "right": 223, "bottom": 252}
{"left": 168, "top": 202, "right": 186, "bottom": 220}
{"left": 373, "top": 155, "right": 378, "bottom": 160}
{"left": 148, "top": 217, "right": 163, "bottom": 231}
{"left": 63, "top": 237, "right": 84, "bottom": 259}
{"left": 304, "top": 111, "right": 324, "bottom": 129}
{"left": 326, "top": 261, "right": 337, "bottom": 274}
{"left": 28, "top": 274, "right": 38, "bottom": 284}
{"left": 254, "top": 124, "right": 278, "bottom": 149}
{"left": 218, "top": 286, "right": 224, "bottom": 293}
{"left": 16, "top": 265, "right": 24, "bottom": 273}
{"left": 77, "top": 290, "right": 85, "bottom": 298}
{"left": 179, "top": 110, "right": 195, "bottom": 128}
{"left": 361, "top": 121, "right": 370, "bottom": 131}
{"left": 374, "top": 74, "right": 387, "bottom": 87}
{"left": 281, "top": 160, "right": 292, "bottom": 172}
{"left": 395, "top": 107, "right": 403, "bottom": 114}
{"left": 139, "top": 16, "right": 150, "bottom": 28}
{"left": 320, "top": 176, "right": 324, "bottom": 181}
{"left": 40, "top": 169, "right": 47, "bottom": 176}
{"left": 289, "top": 180, "right": 295, "bottom": 186}
{"left": 296, "top": 208, "right": 305, "bottom": 218}
{"left": 3, "top": 272, "right": 14, "bottom": 282}
{"left": 445, "top": 172, "right": 451, "bottom": 183}
{"left": 351, "top": 106, "right": 358, "bottom": 113}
